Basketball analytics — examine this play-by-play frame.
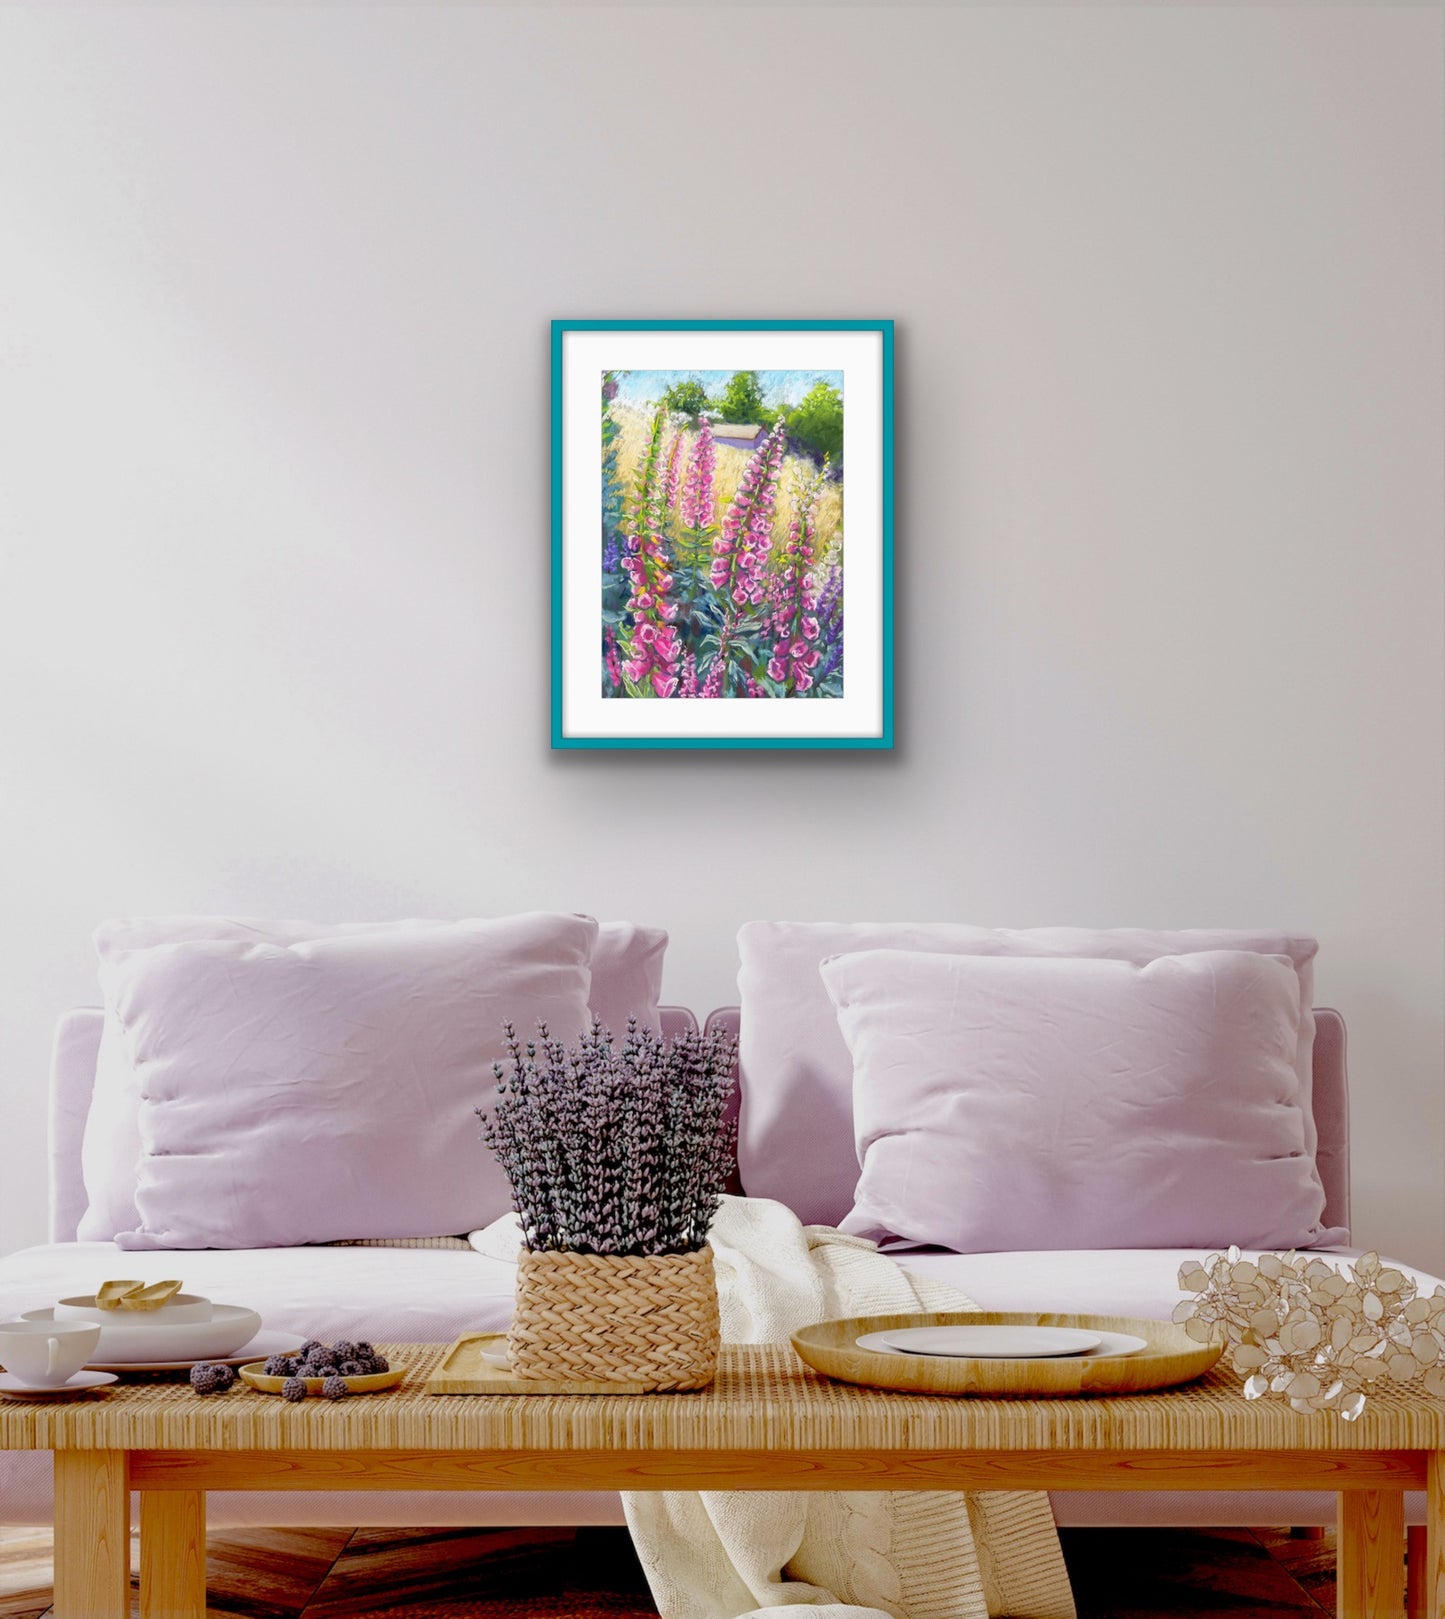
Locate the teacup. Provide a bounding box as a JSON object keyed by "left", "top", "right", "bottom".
{"left": 0, "top": 1319, "right": 102, "bottom": 1387}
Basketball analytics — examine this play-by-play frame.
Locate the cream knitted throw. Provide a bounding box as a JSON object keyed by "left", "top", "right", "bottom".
{"left": 621, "top": 1197, "right": 1075, "bottom": 1619}
{"left": 470, "top": 1198, "right": 1075, "bottom": 1619}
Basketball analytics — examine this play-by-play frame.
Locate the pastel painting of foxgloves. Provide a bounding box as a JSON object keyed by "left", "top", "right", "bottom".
{"left": 601, "top": 369, "right": 844, "bottom": 700}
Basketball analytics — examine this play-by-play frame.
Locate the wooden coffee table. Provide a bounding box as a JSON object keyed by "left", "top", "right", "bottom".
{"left": 2, "top": 1343, "right": 1442, "bottom": 1619}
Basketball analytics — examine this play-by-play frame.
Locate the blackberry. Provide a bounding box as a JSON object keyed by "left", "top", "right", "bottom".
{"left": 280, "top": 1376, "right": 309, "bottom": 1403}
{"left": 263, "top": 1355, "right": 297, "bottom": 1378}
{"left": 189, "top": 1362, "right": 233, "bottom": 1395}
{"left": 321, "top": 1375, "right": 351, "bottom": 1401}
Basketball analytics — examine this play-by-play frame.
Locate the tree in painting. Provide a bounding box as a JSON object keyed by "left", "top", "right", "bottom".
{"left": 601, "top": 370, "right": 844, "bottom": 700}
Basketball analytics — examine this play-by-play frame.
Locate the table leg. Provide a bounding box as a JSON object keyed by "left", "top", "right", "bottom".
{"left": 1338, "top": 1490, "right": 1406, "bottom": 1618}
{"left": 1409, "top": 1526, "right": 1428, "bottom": 1619}
{"left": 52, "top": 1449, "right": 130, "bottom": 1619}
{"left": 140, "top": 1489, "right": 207, "bottom": 1619}
{"left": 1427, "top": 1453, "right": 1445, "bottom": 1619}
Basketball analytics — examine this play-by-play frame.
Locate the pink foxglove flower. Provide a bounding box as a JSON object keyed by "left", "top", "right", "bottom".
{"left": 663, "top": 429, "right": 685, "bottom": 513}
{"left": 678, "top": 417, "right": 716, "bottom": 531}
{"left": 765, "top": 459, "right": 830, "bottom": 696}
{"left": 711, "top": 418, "right": 788, "bottom": 611}
{"left": 618, "top": 406, "right": 682, "bottom": 698}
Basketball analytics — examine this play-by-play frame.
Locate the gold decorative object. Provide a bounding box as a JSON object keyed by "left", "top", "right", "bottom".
{"left": 95, "top": 1280, "right": 145, "bottom": 1310}
{"left": 95, "top": 1279, "right": 183, "bottom": 1311}
{"left": 1175, "top": 1247, "right": 1445, "bottom": 1418}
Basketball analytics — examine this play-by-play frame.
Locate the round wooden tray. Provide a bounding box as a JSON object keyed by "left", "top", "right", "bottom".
{"left": 238, "top": 1362, "right": 405, "bottom": 1397}
{"left": 791, "top": 1311, "right": 1221, "bottom": 1398}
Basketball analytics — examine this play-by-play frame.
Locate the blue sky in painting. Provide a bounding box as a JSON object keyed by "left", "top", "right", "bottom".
{"left": 613, "top": 369, "right": 843, "bottom": 408}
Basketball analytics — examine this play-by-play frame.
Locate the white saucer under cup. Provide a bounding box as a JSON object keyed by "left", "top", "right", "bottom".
{"left": 0, "top": 1318, "right": 101, "bottom": 1386}
{"left": 0, "top": 1369, "right": 117, "bottom": 1398}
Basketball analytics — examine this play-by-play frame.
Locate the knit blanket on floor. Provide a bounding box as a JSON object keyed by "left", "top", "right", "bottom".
{"left": 473, "top": 1198, "right": 1076, "bottom": 1619}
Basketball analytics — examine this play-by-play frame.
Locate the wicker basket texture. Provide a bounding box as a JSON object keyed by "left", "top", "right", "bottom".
{"left": 508, "top": 1245, "right": 719, "bottom": 1390}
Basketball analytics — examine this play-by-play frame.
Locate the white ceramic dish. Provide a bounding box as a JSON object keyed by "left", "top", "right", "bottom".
{"left": 880, "top": 1325, "right": 1103, "bottom": 1358}
{"left": 855, "top": 1328, "right": 1149, "bottom": 1360}
{"left": 0, "top": 1369, "right": 118, "bottom": 1398}
{"left": 22, "top": 1303, "right": 262, "bottom": 1363}
{"left": 54, "top": 1292, "right": 213, "bottom": 1326}
{"left": 86, "top": 1329, "right": 307, "bottom": 1374}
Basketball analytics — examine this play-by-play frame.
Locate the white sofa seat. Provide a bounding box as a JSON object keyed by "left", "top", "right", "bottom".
{"left": 2, "top": 1239, "right": 1439, "bottom": 1530}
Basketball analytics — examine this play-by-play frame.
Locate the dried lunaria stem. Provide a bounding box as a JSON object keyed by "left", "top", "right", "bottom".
{"left": 477, "top": 1017, "right": 737, "bottom": 1258}
{"left": 1175, "top": 1247, "right": 1445, "bottom": 1419}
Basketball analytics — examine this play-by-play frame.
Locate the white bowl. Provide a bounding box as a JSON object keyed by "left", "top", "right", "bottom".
{"left": 23, "top": 1303, "right": 261, "bottom": 1363}
{"left": 53, "top": 1293, "right": 213, "bottom": 1326}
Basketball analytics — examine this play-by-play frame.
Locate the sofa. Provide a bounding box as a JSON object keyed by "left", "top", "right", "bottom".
{"left": 1, "top": 991, "right": 1439, "bottom": 1536}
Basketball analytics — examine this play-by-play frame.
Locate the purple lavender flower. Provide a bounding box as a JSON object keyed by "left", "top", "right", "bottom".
{"left": 477, "top": 1018, "right": 737, "bottom": 1257}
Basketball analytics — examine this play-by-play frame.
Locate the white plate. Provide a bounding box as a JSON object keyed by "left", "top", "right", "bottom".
{"left": 22, "top": 1303, "right": 262, "bottom": 1363}
{"left": 881, "top": 1325, "right": 1103, "bottom": 1358}
{"left": 0, "top": 1369, "right": 118, "bottom": 1397}
{"left": 86, "top": 1329, "right": 307, "bottom": 1374}
{"left": 856, "top": 1328, "right": 1149, "bottom": 1360}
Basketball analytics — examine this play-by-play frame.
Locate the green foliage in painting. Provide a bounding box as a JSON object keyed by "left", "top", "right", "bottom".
{"left": 716, "top": 371, "right": 769, "bottom": 425}
{"left": 786, "top": 381, "right": 844, "bottom": 465}
{"left": 661, "top": 377, "right": 712, "bottom": 418}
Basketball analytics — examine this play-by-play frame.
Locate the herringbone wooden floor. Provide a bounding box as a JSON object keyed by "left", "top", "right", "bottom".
{"left": 0, "top": 1522, "right": 1342, "bottom": 1617}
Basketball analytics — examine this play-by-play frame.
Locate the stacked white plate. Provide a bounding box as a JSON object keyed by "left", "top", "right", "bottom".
{"left": 854, "top": 1325, "right": 1149, "bottom": 1359}
{"left": 22, "top": 1295, "right": 300, "bottom": 1371}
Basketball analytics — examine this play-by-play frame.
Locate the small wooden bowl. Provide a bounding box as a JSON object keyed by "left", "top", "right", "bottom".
{"left": 792, "top": 1311, "right": 1221, "bottom": 1398}
{"left": 238, "top": 1362, "right": 405, "bottom": 1397}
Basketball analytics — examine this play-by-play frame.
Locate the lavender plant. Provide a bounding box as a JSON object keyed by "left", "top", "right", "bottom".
{"left": 477, "top": 1019, "right": 737, "bottom": 1257}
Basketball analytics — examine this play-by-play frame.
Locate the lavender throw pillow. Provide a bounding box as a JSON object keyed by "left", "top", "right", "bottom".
{"left": 822, "top": 948, "right": 1345, "bottom": 1253}
{"left": 737, "top": 921, "right": 1321, "bottom": 1226}
{"left": 111, "top": 913, "right": 598, "bottom": 1250}
{"left": 79, "top": 916, "right": 665, "bottom": 1241}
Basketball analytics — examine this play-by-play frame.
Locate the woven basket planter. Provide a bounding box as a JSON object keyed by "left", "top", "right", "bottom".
{"left": 508, "top": 1245, "right": 720, "bottom": 1390}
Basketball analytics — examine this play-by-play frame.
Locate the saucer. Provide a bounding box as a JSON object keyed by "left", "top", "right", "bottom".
{"left": 0, "top": 1369, "right": 118, "bottom": 1398}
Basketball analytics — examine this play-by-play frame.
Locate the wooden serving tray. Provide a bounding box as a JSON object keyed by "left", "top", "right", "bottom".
{"left": 792, "top": 1311, "right": 1221, "bottom": 1398}
{"left": 238, "top": 1362, "right": 405, "bottom": 1397}
{"left": 425, "top": 1334, "right": 663, "bottom": 1396}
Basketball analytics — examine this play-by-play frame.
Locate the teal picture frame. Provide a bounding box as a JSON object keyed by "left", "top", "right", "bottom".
{"left": 551, "top": 318, "right": 894, "bottom": 750}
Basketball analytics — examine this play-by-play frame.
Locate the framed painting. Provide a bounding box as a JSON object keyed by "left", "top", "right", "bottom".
{"left": 551, "top": 319, "right": 893, "bottom": 750}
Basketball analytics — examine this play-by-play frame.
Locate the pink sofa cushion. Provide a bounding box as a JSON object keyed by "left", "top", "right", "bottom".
{"left": 78, "top": 917, "right": 666, "bottom": 1242}
{"left": 736, "top": 922, "right": 1321, "bottom": 1227}
{"left": 825, "top": 948, "right": 1343, "bottom": 1252}
{"left": 106, "top": 914, "right": 598, "bottom": 1250}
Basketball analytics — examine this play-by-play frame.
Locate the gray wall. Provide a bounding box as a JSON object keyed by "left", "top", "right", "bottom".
{"left": 1, "top": 5, "right": 1441, "bottom": 1266}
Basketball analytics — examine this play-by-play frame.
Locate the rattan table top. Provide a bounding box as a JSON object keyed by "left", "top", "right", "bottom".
{"left": 3, "top": 1343, "right": 1443, "bottom": 1454}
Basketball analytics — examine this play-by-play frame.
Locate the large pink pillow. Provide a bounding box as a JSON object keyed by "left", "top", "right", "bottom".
{"left": 822, "top": 948, "right": 1345, "bottom": 1253}
{"left": 736, "top": 922, "right": 1320, "bottom": 1226}
{"left": 79, "top": 916, "right": 666, "bottom": 1241}
{"left": 107, "top": 913, "right": 598, "bottom": 1250}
